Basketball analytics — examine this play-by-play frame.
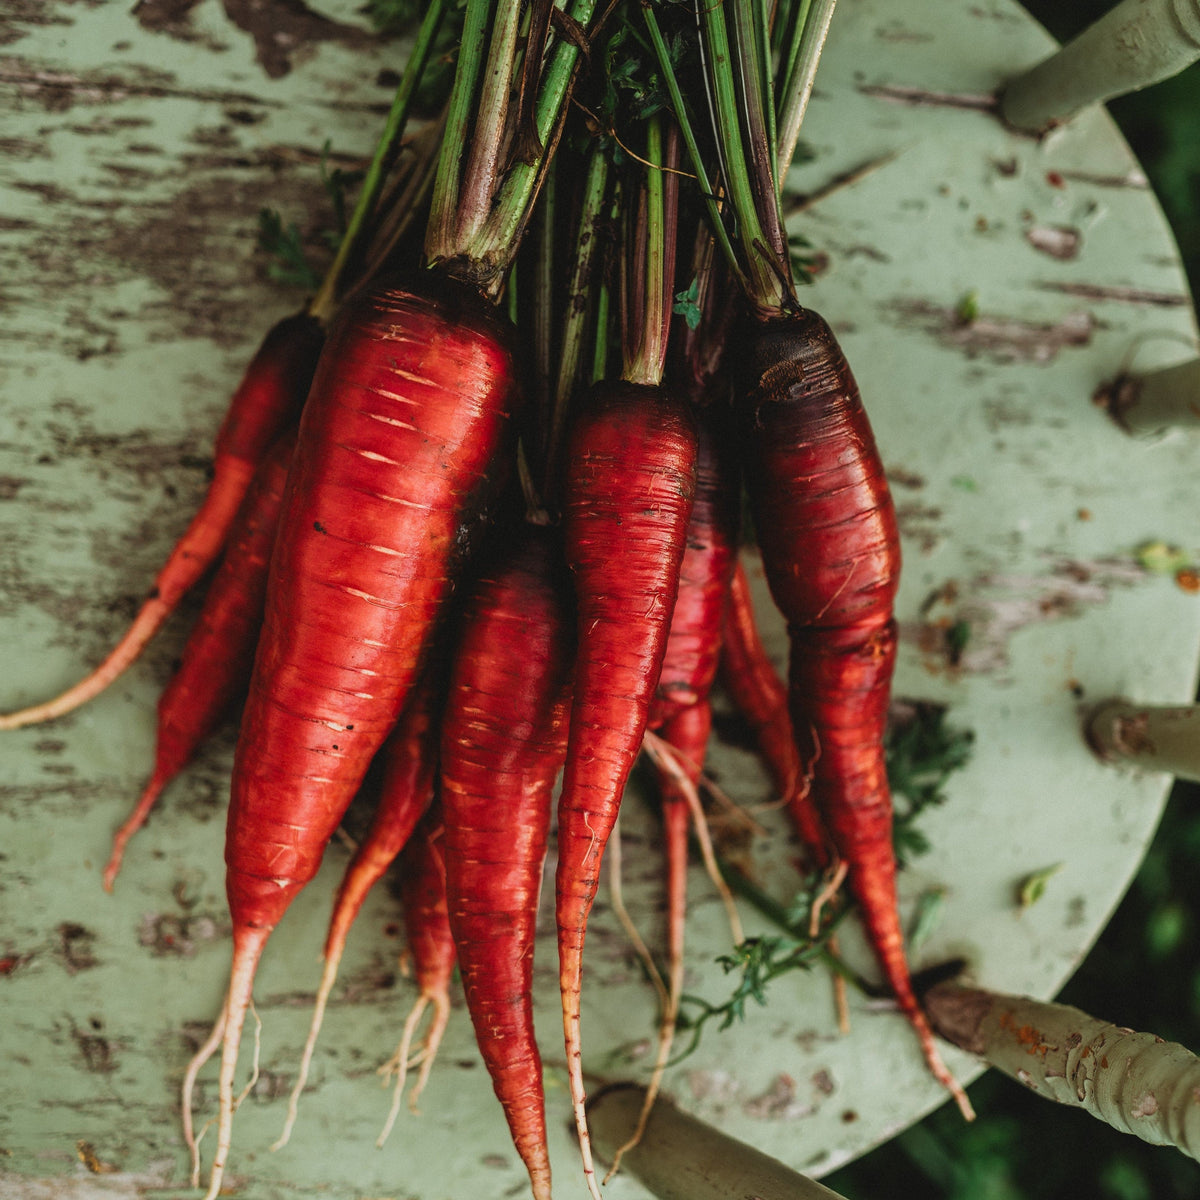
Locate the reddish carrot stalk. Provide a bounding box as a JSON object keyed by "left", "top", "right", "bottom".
{"left": 101, "top": 431, "right": 296, "bottom": 890}
{"left": 720, "top": 559, "right": 830, "bottom": 866}
{"left": 192, "top": 276, "right": 520, "bottom": 1200}
{"left": 440, "top": 523, "right": 574, "bottom": 1200}
{"left": 274, "top": 672, "right": 440, "bottom": 1149}
{"left": 378, "top": 803, "right": 457, "bottom": 1141}
{"left": 558, "top": 382, "right": 697, "bottom": 1198}
{"left": 0, "top": 313, "right": 324, "bottom": 731}
{"left": 736, "top": 309, "right": 971, "bottom": 1119}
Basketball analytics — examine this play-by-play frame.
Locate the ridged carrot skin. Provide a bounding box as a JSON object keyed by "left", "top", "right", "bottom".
{"left": 390, "top": 804, "right": 457, "bottom": 1116}
{"left": 102, "top": 431, "right": 296, "bottom": 892}
{"left": 656, "top": 702, "right": 710, "bottom": 963}
{"left": 441, "top": 525, "right": 574, "bottom": 1200}
{"left": 736, "top": 307, "right": 969, "bottom": 1116}
{"left": 0, "top": 312, "right": 324, "bottom": 731}
{"left": 557, "top": 381, "right": 697, "bottom": 1197}
{"left": 274, "top": 672, "right": 441, "bottom": 1150}
{"left": 648, "top": 409, "right": 738, "bottom": 996}
{"left": 397, "top": 808, "right": 456, "bottom": 1028}
{"left": 321, "top": 673, "right": 441, "bottom": 966}
{"left": 648, "top": 409, "right": 739, "bottom": 732}
{"left": 198, "top": 277, "right": 520, "bottom": 1200}
{"left": 719, "top": 559, "right": 829, "bottom": 866}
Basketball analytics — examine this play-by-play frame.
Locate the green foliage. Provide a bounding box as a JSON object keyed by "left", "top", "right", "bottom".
{"left": 256, "top": 208, "right": 320, "bottom": 290}
{"left": 887, "top": 702, "right": 974, "bottom": 865}
{"left": 319, "top": 140, "right": 365, "bottom": 243}
{"left": 672, "top": 276, "right": 702, "bottom": 329}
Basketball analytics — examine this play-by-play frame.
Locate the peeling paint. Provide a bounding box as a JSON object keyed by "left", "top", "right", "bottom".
{"left": 906, "top": 557, "right": 1148, "bottom": 674}
{"left": 893, "top": 299, "right": 1095, "bottom": 363}
{"left": 1026, "top": 224, "right": 1082, "bottom": 260}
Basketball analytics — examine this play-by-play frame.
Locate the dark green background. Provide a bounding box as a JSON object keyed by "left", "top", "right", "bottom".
{"left": 828, "top": 5, "right": 1200, "bottom": 1198}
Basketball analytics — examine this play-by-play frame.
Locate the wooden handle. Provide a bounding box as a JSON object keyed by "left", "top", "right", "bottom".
{"left": 587, "top": 1083, "right": 849, "bottom": 1200}
{"left": 926, "top": 983, "right": 1200, "bottom": 1161}
{"left": 1087, "top": 699, "right": 1200, "bottom": 782}
{"left": 1001, "top": 0, "right": 1200, "bottom": 133}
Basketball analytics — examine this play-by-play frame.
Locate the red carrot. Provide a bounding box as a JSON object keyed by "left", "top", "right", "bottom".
{"left": 274, "top": 671, "right": 440, "bottom": 1149}
{"left": 379, "top": 804, "right": 457, "bottom": 1140}
{"left": 0, "top": 312, "right": 324, "bottom": 731}
{"left": 720, "top": 559, "right": 829, "bottom": 866}
{"left": 736, "top": 308, "right": 971, "bottom": 1118}
{"left": 557, "top": 382, "right": 697, "bottom": 1198}
{"left": 441, "top": 523, "right": 574, "bottom": 1200}
{"left": 192, "top": 276, "right": 520, "bottom": 1200}
{"left": 102, "top": 431, "right": 297, "bottom": 891}
{"left": 601, "top": 411, "right": 739, "bottom": 1175}
{"left": 648, "top": 409, "right": 739, "bottom": 733}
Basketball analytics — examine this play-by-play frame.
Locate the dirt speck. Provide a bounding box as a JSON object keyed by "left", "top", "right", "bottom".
{"left": 59, "top": 921, "right": 99, "bottom": 972}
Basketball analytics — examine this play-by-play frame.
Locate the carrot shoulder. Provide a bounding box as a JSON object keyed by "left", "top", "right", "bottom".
{"left": 0, "top": 312, "right": 324, "bottom": 731}
{"left": 197, "top": 277, "right": 521, "bottom": 1200}
{"left": 737, "top": 307, "right": 970, "bottom": 1118}
{"left": 557, "top": 381, "right": 697, "bottom": 1198}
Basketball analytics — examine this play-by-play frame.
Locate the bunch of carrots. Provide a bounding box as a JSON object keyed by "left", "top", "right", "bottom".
{"left": 3, "top": 1, "right": 975, "bottom": 1196}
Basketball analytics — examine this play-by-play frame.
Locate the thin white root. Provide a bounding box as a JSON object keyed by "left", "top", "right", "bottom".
{"left": 183, "top": 1006, "right": 227, "bottom": 1188}
{"left": 603, "top": 838, "right": 685, "bottom": 1185}
{"left": 808, "top": 859, "right": 847, "bottom": 939}
{"left": 829, "top": 935, "right": 851, "bottom": 1035}
{"left": 607, "top": 817, "right": 668, "bottom": 1012}
{"left": 375, "top": 986, "right": 450, "bottom": 1147}
{"left": 272, "top": 947, "right": 345, "bottom": 1152}
{"left": 405, "top": 990, "right": 450, "bottom": 1113}
{"left": 644, "top": 731, "right": 744, "bottom": 945}
{"left": 201, "top": 932, "right": 269, "bottom": 1200}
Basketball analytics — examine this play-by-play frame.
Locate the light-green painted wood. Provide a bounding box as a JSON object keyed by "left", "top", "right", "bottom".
{"left": 2, "top": 3, "right": 1199, "bottom": 1199}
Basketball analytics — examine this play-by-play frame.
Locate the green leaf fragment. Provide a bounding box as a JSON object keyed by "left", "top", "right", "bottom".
{"left": 256, "top": 208, "right": 320, "bottom": 291}
{"left": 1135, "top": 540, "right": 1192, "bottom": 575}
{"left": 673, "top": 277, "right": 702, "bottom": 330}
{"left": 907, "top": 886, "right": 947, "bottom": 954}
{"left": 1017, "top": 862, "right": 1064, "bottom": 909}
{"left": 956, "top": 288, "right": 980, "bottom": 324}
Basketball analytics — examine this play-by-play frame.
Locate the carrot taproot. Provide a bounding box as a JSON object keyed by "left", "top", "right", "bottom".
{"left": 441, "top": 522, "right": 574, "bottom": 1200}
{"left": 720, "top": 559, "right": 829, "bottom": 866}
{"left": 599, "top": 411, "right": 739, "bottom": 1176}
{"left": 378, "top": 803, "right": 457, "bottom": 1140}
{"left": 557, "top": 381, "right": 697, "bottom": 1199}
{"left": 647, "top": 409, "right": 739, "bottom": 733}
{"left": 192, "top": 275, "right": 521, "bottom": 1200}
{"left": 736, "top": 307, "right": 971, "bottom": 1119}
{"left": 102, "top": 431, "right": 297, "bottom": 891}
{"left": 0, "top": 312, "right": 324, "bottom": 731}
{"left": 274, "top": 670, "right": 440, "bottom": 1149}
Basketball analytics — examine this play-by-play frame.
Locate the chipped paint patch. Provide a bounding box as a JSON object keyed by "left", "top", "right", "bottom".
{"left": 1026, "top": 225, "right": 1082, "bottom": 261}
{"left": 893, "top": 299, "right": 1095, "bottom": 363}
{"left": 906, "top": 556, "right": 1147, "bottom": 674}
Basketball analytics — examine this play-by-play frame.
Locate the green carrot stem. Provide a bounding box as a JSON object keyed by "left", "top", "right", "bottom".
{"left": 628, "top": 117, "right": 676, "bottom": 384}
{"left": 776, "top": 0, "right": 837, "bottom": 182}
{"left": 545, "top": 149, "right": 610, "bottom": 497}
{"left": 643, "top": 6, "right": 744, "bottom": 291}
{"left": 309, "top": 0, "right": 447, "bottom": 323}
{"left": 455, "top": 0, "right": 524, "bottom": 244}
{"left": 697, "top": 0, "right": 791, "bottom": 311}
{"left": 426, "top": 0, "right": 493, "bottom": 264}
{"left": 476, "top": 0, "right": 599, "bottom": 279}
